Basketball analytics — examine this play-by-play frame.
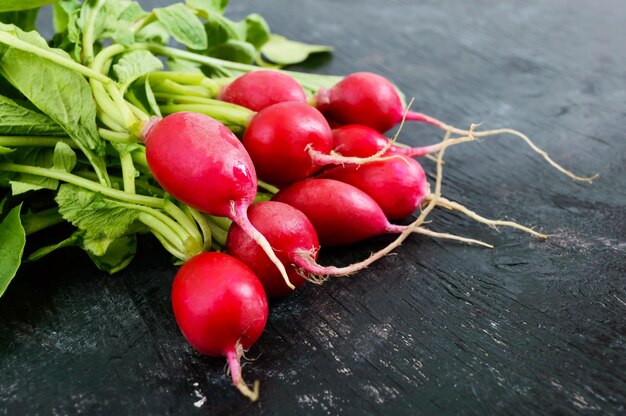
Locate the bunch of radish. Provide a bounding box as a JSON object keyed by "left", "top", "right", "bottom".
{"left": 0, "top": 0, "right": 597, "bottom": 404}
{"left": 139, "top": 68, "right": 597, "bottom": 401}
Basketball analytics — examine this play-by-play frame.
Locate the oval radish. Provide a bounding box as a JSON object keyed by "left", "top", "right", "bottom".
{"left": 226, "top": 201, "right": 316, "bottom": 298}
{"left": 171, "top": 252, "right": 268, "bottom": 401}
{"left": 317, "top": 155, "right": 428, "bottom": 220}
{"left": 273, "top": 178, "right": 490, "bottom": 247}
{"left": 218, "top": 70, "right": 308, "bottom": 112}
{"left": 142, "top": 112, "right": 293, "bottom": 289}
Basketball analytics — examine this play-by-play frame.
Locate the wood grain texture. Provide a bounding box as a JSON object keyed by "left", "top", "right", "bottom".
{"left": 1, "top": 0, "right": 625, "bottom": 415}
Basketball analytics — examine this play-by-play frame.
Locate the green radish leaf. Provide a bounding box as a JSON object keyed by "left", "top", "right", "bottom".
{"left": 203, "top": 13, "right": 240, "bottom": 48}
{"left": 27, "top": 233, "right": 80, "bottom": 262}
{"left": 0, "top": 146, "right": 14, "bottom": 154}
{"left": 211, "top": 39, "right": 256, "bottom": 64}
{"left": 0, "top": 24, "right": 108, "bottom": 185}
{"left": 113, "top": 50, "right": 163, "bottom": 92}
{"left": 154, "top": 3, "right": 208, "bottom": 50}
{"left": 261, "top": 34, "right": 333, "bottom": 66}
{"left": 237, "top": 14, "right": 270, "bottom": 49}
{"left": 28, "top": 232, "right": 137, "bottom": 274}
{"left": 86, "top": 234, "right": 136, "bottom": 274}
{"left": 135, "top": 21, "right": 170, "bottom": 45}
{"left": 0, "top": 94, "right": 65, "bottom": 136}
{"left": 0, "top": 8, "right": 40, "bottom": 31}
{"left": 186, "top": 0, "right": 229, "bottom": 14}
{"left": 52, "top": 141, "right": 76, "bottom": 173}
{"left": 9, "top": 147, "right": 57, "bottom": 194}
{"left": 21, "top": 207, "right": 63, "bottom": 235}
{"left": 0, "top": 203, "right": 25, "bottom": 297}
{"left": 0, "top": 1, "right": 54, "bottom": 13}
{"left": 55, "top": 184, "right": 141, "bottom": 256}
{"left": 81, "top": 0, "right": 146, "bottom": 47}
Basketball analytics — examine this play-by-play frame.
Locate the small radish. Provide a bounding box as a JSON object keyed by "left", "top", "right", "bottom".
{"left": 142, "top": 111, "right": 293, "bottom": 289}
{"left": 273, "top": 178, "right": 490, "bottom": 247}
{"left": 332, "top": 124, "right": 458, "bottom": 158}
{"left": 317, "top": 155, "right": 428, "bottom": 220}
{"left": 316, "top": 72, "right": 595, "bottom": 182}
{"left": 226, "top": 201, "right": 317, "bottom": 298}
{"left": 171, "top": 252, "right": 267, "bottom": 401}
{"left": 242, "top": 102, "right": 386, "bottom": 186}
{"left": 218, "top": 70, "right": 308, "bottom": 112}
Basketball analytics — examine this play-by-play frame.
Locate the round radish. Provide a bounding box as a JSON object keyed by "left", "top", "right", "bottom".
{"left": 333, "top": 124, "right": 447, "bottom": 158}
{"left": 242, "top": 102, "right": 384, "bottom": 186}
{"left": 317, "top": 155, "right": 428, "bottom": 220}
{"left": 218, "top": 70, "right": 308, "bottom": 112}
{"left": 171, "top": 252, "right": 268, "bottom": 401}
{"left": 142, "top": 112, "right": 293, "bottom": 288}
{"left": 314, "top": 72, "right": 445, "bottom": 133}
{"left": 226, "top": 201, "right": 317, "bottom": 298}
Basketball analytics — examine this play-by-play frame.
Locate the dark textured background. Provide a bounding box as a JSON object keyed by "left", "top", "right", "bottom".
{"left": 2, "top": 0, "right": 625, "bottom": 414}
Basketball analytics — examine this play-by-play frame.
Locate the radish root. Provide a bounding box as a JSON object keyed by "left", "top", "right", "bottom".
{"left": 426, "top": 195, "right": 549, "bottom": 239}
{"left": 406, "top": 111, "right": 597, "bottom": 183}
{"left": 226, "top": 342, "right": 260, "bottom": 402}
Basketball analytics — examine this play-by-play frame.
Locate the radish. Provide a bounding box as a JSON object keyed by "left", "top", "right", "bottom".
{"left": 142, "top": 111, "right": 294, "bottom": 289}
{"left": 332, "top": 124, "right": 460, "bottom": 158}
{"left": 316, "top": 72, "right": 596, "bottom": 182}
{"left": 226, "top": 201, "right": 318, "bottom": 298}
{"left": 242, "top": 102, "right": 388, "bottom": 185}
{"left": 171, "top": 252, "right": 267, "bottom": 401}
{"left": 218, "top": 70, "right": 308, "bottom": 112}
{"left": 272, "top": 178, "right": 490, "bottom": 248}
{"left": 316, "top": 155, "right": 428, "bottom": 220}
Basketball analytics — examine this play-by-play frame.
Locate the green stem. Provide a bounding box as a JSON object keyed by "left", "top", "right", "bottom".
{"left": 82, "top": 0, "right": 104, "bottom": 64}
{"left": 143, "top": 44, "right": 341, "bottom": 92}
{"left": 159, "top": 104, "right": 252, "bottom": 127}
{"left": 119, "top": 151, "right": 136, "bottom": 194}
{"left": 163, "top": 200, "right": 203, "bottom": 244}
{"left": 98, "top": 129, "right": 137, "bottom": 144}
{"left": 205, "top": 216, "right": 228, "bottom": 247}
{"left": 0, "top": 32, "right": 112, "bottom": 84}
{"left": 0, "top": 163, "right": 164, "bottom": 208}
{"left": 185, "top": 206, "right": 212, "bottom": 250}
{"left": 0, "top": 136, "right": 74, "bottom": 147}
{"left": 137, "top": 212, "right": 187, "bottom": 260}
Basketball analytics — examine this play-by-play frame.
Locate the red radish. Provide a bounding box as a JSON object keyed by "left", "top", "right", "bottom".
{"left": 171, "top": 252, "right": 268, "bottom": 401}
{"left": 317, "top": 155, "right": 428, "bottom": 220}
{"left": 242, "top": 102, "right": 387, "bottom": 186}
{"left": 218, "top": 70, "right": 308, "bottom": 112}
{"left": 332, "top": 124, "right": 451, "bottom": 158}
{"left": 226, "top": 201, "right": 317, "bottom": 298}
{"left": 226, "top": 200, "right": 476, "bottom": 289}
{"left": 273, "top": 178, "right": 490, "bottom": 247}
{"left": 316, "top": 72, "right": 596, "bottom": 182}
{"left": 142, "top": 112, "right": 293, "bottom": 288}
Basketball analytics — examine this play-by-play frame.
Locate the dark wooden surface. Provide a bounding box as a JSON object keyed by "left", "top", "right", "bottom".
{"left": 2, "top": 0, "right": 625, "bottom": 414}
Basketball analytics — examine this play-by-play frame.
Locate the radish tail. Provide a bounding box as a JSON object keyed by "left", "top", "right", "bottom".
{"left": 225, "top": 344, "right": 260, "bottom": 402}
{"left": 230, "top": 201, "right": 295, "bottom": 289}
{"left": 385, "top": 224, "right": 494, "bottom": 248}
{"left": 406, "top": 111, "right": 596, "bottom": 183}
{"left": 427, "top": 195, "right": 549, "bottom": 239}
{"left": 393, "top": 134, "right": 475, "bottom": 158}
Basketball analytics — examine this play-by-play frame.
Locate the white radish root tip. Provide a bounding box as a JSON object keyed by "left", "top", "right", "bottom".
{"left": 226, "top": 342, "right": 260, "bottom": 402}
